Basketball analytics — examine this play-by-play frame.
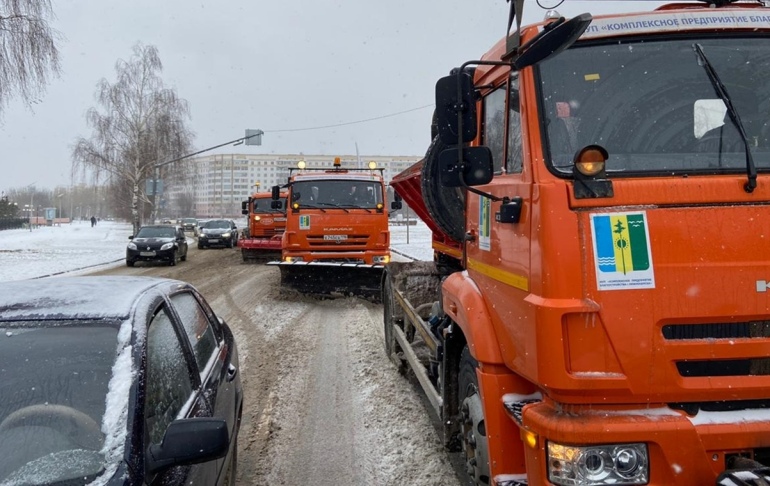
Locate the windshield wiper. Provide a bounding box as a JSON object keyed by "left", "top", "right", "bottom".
{"left": 313, "top": 202, "right": 349, "bottom": 213}
{"left": 693, "top": 43, "right": 757, "bottom": 193}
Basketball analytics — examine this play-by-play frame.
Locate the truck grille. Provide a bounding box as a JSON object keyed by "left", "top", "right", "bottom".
{"left": 306, "top": 234, "right": 369, "bottom": 247}
{"left": 663, "top": 321, "right": 770, "bottom": 377}
{"left": 253, "top": 228, "right": 283, "bottom": 237}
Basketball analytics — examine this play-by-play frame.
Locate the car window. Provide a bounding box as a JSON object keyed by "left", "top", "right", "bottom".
{"left": 169, "top": 292, "right": 219, "bottom": 373}
{"left": 145, "top": 307, "right": 194, "bottom": 445}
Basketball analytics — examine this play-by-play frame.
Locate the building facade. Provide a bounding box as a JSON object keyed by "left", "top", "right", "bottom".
{"left": 166, "top": 153, "right": 421, "bottom": 218}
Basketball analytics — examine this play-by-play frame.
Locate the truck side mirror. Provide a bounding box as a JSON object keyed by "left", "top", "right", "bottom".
{"left": 438, "top": 147, "right": 494, "bottom": 187}
{"left": 271, "top": 185, "right": 280, "bottom": 200}
{"left": 435, "top": 72, "right": 477, "bottom": 146}
{"left": 391, "top": 191, "right": 403, "bottom": 210}
{"left": 514, "top": 13, "right": 593, "bottom": 69}
{"left": 241, "top": 200, "right": 248, "bottom": 211}
{"left": 272, "top": 200, "right": 283, "bottom": 210}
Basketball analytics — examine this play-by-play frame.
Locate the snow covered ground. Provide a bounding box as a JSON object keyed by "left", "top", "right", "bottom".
{"left": 0, "top": 218, "right": 434, "bottom": 281}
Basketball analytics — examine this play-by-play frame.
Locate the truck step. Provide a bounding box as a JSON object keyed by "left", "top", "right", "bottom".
{"left": 502, "top": 397, "right": 542, "bottom": 426}
{"left": 495, "top": 474, "right": 528, "bottom": 486}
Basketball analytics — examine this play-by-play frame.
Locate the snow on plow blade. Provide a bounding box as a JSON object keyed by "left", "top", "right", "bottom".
{"left": 268, "top": 261, "right": 385, "bottom": 302}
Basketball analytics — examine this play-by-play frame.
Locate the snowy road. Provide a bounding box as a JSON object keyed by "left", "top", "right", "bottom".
{"left": 72, "top": 228, "right": 461, "bottom": 486}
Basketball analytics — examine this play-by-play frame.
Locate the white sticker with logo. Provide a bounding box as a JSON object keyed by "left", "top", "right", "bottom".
{"left": 590, "top": 211, "right": 655, "bottom": 291}
{"left": 479, "top": 195, "right": 491, "bottom": 252}
{"left": 299, "top": 215, "right": 310, "bottom": 230}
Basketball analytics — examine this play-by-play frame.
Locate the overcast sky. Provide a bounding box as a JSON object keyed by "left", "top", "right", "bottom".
{"left": 1, "top": 0, "right": 666, "bottom": 191}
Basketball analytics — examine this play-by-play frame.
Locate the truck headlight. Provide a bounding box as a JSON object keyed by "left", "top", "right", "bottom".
{"left": 547, "top": 442, "right": 648, "bottom": 486}
{"left": 127, "top": 242, "right": 137, "bottom": 250}
{"left": 373, "top": 255, "right": 390, "bottom": 264}
{"left": 160, "top": 243, "right": 174, "bottom": 251}
{"left": 284, "top": 256, "right": 303, "bottom": 262}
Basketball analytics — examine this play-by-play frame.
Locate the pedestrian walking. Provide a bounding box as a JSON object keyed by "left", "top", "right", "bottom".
{"left": 90, "top": 216, "right": 96, "bottom": 227}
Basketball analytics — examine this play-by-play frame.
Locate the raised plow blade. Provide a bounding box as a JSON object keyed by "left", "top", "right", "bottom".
{"left": 274, "top": 262, "right": 385, "bottom": 302}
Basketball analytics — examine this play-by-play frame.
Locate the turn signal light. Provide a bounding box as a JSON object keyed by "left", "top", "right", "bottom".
{"left": 574, "top": 146, "right": 608, "bottom": 177}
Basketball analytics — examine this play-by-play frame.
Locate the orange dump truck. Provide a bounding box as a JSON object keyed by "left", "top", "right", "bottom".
{"left": 384, "top": 2, "right": 770, "bottom": 485}
{"left": 239, "top": 191, "right": 287, "bottom": 262}
{"left": 269, "top": 158, "right": 390, "bottom": 300}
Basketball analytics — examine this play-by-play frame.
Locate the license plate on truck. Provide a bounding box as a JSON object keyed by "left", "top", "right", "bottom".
{"left": 323, "top": 235, "right": 347, "bottom": 241}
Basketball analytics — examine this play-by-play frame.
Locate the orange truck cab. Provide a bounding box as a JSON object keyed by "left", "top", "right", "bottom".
{"left": 384, "top": 2, "right": 770, "bottom": 485}
{"left": 269, "top": 158, "right": 390, "bottom": 300}
{"left": 239, "top": 191, "right": 287, "bottom": 261}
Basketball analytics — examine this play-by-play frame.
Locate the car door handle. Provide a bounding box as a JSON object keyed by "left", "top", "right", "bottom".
{"left": 227, "top": 364, "right": 238, "bottom": 382}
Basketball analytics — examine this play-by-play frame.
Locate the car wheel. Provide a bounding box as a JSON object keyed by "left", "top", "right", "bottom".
{"left": 169, "top": 252, "right": 177, "bottom": 266}
{"left": 126, "top": 259, "right": 135, "bottom": 267}
{"left": 198, "top": 243, "right": 204, "bottom": 249}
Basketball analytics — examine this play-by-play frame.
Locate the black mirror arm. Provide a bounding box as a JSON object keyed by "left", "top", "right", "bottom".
{"left": 457, "top": 167, "right": 505, "bottom": 202}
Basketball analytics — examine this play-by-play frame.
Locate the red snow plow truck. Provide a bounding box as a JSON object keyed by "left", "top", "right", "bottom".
{"left": 384, "top": 1, "right": 770, "bottom": 485}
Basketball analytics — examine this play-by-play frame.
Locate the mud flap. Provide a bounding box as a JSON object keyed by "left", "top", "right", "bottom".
{"left": 270, "top": 262, "right": 385, "bottom": 302}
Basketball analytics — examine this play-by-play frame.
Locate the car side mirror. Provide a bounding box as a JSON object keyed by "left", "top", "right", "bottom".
{"left": 146, "top": 418, "right": 229, "bottom": 474}
{"left": 128, "top": 235, "right": 134, "bottom": 240}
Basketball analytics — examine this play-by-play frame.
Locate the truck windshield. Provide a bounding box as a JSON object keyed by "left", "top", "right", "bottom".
{"left": 291, "top": 180, "right": 383, "bottom": 209}
{"left": 538, "top": 36, "right": 770, "bottom": 176}
{"left": 252, "top": 198, "right": 285, "bottom": 213}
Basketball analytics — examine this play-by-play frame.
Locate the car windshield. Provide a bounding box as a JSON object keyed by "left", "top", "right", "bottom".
{"left": 182, "top": 219, "right": 196, "bottom": 224}
{"left": 538, "top": 36, "right": 770, "bottom": 176}
{"left": 136, "top": 226, "right": 175, "bottom": 238}
{"left": 203, "top": 220, "right": 231, "bottom": 229}
{"left": 0, "top": 323, "right": 120, "bottom": 484}
{"left": 291, "top": 180, "right": 383, "bottom": 209}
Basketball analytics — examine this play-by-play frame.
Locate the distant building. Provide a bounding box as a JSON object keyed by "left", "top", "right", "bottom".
{"left": 166, "top": 153, "right": 421, "bottom": 218}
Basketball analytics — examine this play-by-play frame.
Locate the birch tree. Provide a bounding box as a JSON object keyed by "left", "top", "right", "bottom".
{"left": 72, "top": 44, "right": 194, "bottom": 234}
{"left": 0, "top": 0, "right": 61, "bottom": 112}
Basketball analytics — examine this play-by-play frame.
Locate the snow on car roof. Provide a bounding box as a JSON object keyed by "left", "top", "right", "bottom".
{"left": 0, "top": 276, "right": 181, "bottom": 321}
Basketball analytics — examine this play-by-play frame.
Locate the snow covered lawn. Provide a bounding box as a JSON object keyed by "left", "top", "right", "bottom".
{"left": 0, "top": 218, "right": 434, "bottom": 281}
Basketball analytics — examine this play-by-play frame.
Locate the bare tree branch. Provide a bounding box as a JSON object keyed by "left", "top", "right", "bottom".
{"left": 0, "top": 0, "right": 61, "bottom": 113}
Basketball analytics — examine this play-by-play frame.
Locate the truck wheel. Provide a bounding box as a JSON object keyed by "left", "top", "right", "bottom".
{"left": 421, "top": 137, "right": 466, "bottom": 243}
{"left": 383, "top": 272, "right": 406, "bottom": 374}
{"left": 459, "top": 346, "right": 490, "bottom": 485}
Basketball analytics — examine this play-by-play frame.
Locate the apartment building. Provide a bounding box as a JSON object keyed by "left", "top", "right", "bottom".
{"left": 167, "top": 153, "right": 420, "bottom": 218}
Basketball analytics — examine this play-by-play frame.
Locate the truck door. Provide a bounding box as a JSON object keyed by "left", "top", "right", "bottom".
{"left": 465, "top": 72, "right": 533, "bottom": 359}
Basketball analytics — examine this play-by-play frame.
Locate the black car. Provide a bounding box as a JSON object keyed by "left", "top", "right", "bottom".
{"left": 198, "top": 220, "right": 238, "bottom": 249}
{"left": 0, "top": 276, "right": 243, "bottom": 485}
{"left": 127, "top": 225, "right": 188, "bottom": 267}
{"left": 180, "top": 218, "right": 199, "bottom": 236}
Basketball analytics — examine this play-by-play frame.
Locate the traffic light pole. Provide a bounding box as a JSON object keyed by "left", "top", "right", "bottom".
{"left": 151, "top": 130, "right": 263, "bottom": 223}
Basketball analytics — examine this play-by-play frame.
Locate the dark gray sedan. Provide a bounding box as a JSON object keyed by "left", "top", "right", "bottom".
{"left": 0, "top": 276, "right": 243, "bottom": 485}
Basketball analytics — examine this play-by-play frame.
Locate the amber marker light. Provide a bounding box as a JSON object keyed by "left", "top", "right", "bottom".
{"left": 333, "top": 157, "right": 341, "bottom": 167}
{"left": 368, "top": 161, "right": 377, "bottom": 169}
{"left": 376, "top": 203, "right": 384, "bottom": 210}
{"left": 524, "top": 430, "right": 538, "bottom": 449}
{"left": 574, "top": 146, "right": 608, "bottom": 177}
{"left": 292, "top": 202, "right": 299, "bottom": 209}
